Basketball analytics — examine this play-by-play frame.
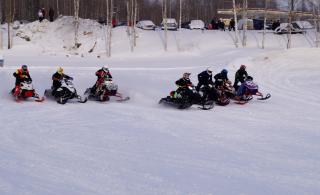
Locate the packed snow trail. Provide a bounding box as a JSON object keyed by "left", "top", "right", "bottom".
{"left": 1, "top": 47, "right": 320, "bottom": 195}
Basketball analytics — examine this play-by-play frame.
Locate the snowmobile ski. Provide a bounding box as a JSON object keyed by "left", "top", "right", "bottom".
{"left": 257, "top": 93, "right": 271, "bottom": 100}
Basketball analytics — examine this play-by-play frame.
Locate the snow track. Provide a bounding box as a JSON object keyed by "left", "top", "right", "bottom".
{"left": 1, "top": 24, "right": 320, "bottom": 194}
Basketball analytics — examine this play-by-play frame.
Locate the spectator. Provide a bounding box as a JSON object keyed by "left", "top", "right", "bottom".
{"left": 38, "top": 9, "right": 44, "bottom": 22}
{"left": 229, "top": 18, "right": 235, "bottom": 31}
{"left": 49, "top": 7, "right": 55, "bottom": 22}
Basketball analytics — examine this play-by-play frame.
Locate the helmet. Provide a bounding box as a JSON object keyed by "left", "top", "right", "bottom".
{"left": 102, "top": 66, "right": 109, "bottom": 72}
{"left": 183, "top": 72, "right": 191, "bottom": 79}
{"left": 21, "top": 65, "right": 28, "bottom": 71}
{"left": 240, "top": 64, "right": 246, "bottom": 70}
{"left": 246, "top": 76, "right": 253, "bottom": 81}
{"left": 57, "top": 67, "right": 64, "bottom": 74}
{"left": 206, "top": 68, "right": 212, "bottom": 75}
{"left": 221, "top": 69, "right": 228, "bottom": 75}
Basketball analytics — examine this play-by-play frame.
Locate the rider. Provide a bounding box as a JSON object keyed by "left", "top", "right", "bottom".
{"left": 214, "top": 69, "right": 231, "bottom": 89}
{"left": 233, "top": 64, "right": 248, "bottom": 91}
{"left": 234, "top": 76, "right": 263, "bottom": 101}
{"left": 173, "top": 72, "right": 194, "bottom": 98}
{"left": 91, "top": 66, "right": 113, "bottom": 94}
{"left": 51, "top": 67, "right": 73, "bottom": 95}
{"left": 196, "top": 68, "right": 213, "bottom": 91}
{"left": 12, "top": 65, "right": 32, "bottom": 97}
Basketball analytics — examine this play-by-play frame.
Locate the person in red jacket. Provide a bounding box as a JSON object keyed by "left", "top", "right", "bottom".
{"left": 91, "top": 66, "right": 113, "bottom": 94}
{"left": 12, "top": 65, "right": 32, "bottom": 97}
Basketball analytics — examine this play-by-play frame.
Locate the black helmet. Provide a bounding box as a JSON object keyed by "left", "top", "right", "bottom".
{"left": 246, "top": 76, "right": 253, "bottom": 81}
{"left": 22, "top": 65, "right": 28, "bottom": 71}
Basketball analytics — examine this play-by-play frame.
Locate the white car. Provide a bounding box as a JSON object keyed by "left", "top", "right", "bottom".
{"left": 274, "top": 23, "right": 304, "bottom": 34}
{"left": 189, "top": 20, "right": 205, "bottom": 30}
{"left": 161, "top": 18, "right": 178, "bottom": 30}
{"left": 136, "top": 20, "right": 156, "bottom": 30}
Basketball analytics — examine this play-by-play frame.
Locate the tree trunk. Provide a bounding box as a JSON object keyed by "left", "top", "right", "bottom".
{"left": 0, "top": 0, "right": 2, "bottom": 50}
{"left": 163, "top": 0, "right": 168, "bottom": 51}
{"left": 74, "top": 0, "right": 80, "bottom": 48}
{"left": 287, "top": 0, "right": 294, "bottom": 49}
{"left": 242, "top": 0, "right": 248, "bottom": 47}
{"left": 262, "top": 0, "right": 268, "bottom": 49}
{"left": 232, "top": 0, "right": 239, "bottom": 48}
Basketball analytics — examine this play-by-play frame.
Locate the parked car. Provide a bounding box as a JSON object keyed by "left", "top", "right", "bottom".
{"left": 181, "top": 21, "right": 191, "bottom": 29}
{"left": 189, "top": 20, "right": 205, "bottom": 30}
{"left": 136, "top": 20, "right": 156, "bottom": 30}
{"left": 292, "top": 21, "right": 313, "bottom": 30}
{"left": 161, "top": 18, "right": 178, "bottom": 31}
{"left": 274, "top": 23, "right": 304, "bottom": 34}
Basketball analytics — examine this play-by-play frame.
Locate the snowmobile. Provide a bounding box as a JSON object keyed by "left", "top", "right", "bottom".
{"left": 11, "top": 80, "right": 44, "bottom": 102}
{"left": 230, "top": 80, "right": 271, "bottom": 105}
{"left": 159, "top": 85, "right": 214, "bottom": 110}
{"left": 44, "top": 77, "right": 87, "bottom": 104}
{"left": 84, "top": 79, "right": 130, "bottom": 102}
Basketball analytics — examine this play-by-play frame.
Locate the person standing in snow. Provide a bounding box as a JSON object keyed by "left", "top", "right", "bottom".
{"left": 49, "top": 7, "right": 55, "bottom": 22}
{"left": 12, "top": 65, "right": 32, "bottom": 98}
{"left": 38, "top": 9, "right": 44, "bottom": 22}
{"left": 91, "top": 66, "right": 113, "bottom": 94}
{"left": 233, "top": 65, "right": 248, "bottom": 90}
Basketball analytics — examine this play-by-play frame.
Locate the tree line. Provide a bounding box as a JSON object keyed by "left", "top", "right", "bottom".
{"left": 0, "top": 0, "right": 284, "bottom": 25}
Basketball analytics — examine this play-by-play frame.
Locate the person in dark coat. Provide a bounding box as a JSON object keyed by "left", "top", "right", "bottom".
{"left": 12, "top": 65, "right": 32, "bottom": 97}
{"left": 229, "top": 18, "right": 235, "bottom": 31}
{"left": 214, "top": 69, "right": 231, "bottom": 89}
{"left": 49, "top": 7, "right": 55, "bottom": 22}
{"left": 91, "top": 66, "right": 113, "bottom": 94}
{"left": 38, "top": 9, "right": 44, "bottom": 22}
{"left": 233, "top": 64, "right": 248, "bottom": 90}
{"left": 196, "top": 69, "right": 213, "bottom": 91}
{"left": 51, "top": 67, "right": 73, "bottom": 95}
{"left": 173, "top": 72, "right": 194, "bottom": 98}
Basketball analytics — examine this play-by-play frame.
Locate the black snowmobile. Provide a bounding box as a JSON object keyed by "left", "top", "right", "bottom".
{"left": 84, "top": 79, "right": 129, "bottom": 102}
{"left": 44, "top": 77, "right": 87, "bottom": 104}
{"left": 159, "top": 85, "right": 214, "bottom": 110}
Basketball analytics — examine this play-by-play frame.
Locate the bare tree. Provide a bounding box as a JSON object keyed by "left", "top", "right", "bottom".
{"left": 232, "top": 0, "right": 239, "bottom": 48}
{"left": 242, "top": 0, "right": 248, "bottom": 47}
{"left": 74, "top": 0, "right": 80, "bottom": 48}
{"left": 106, "top": 0, "right": 113, "bottom": 57}
{"left": 262, "top": 0, "right": 269, "bottom": 49}
{"left": 163, "top": 0, "right": 168, "bottom": 51}
{"left": 0, "top": 0, "right": 3, "bottom": 50}
{"left": 6, "top": 0, "right": 15, "bottom": 49}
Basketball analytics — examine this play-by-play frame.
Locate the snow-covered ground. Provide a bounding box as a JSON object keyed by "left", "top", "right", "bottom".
{"left": 0, "top": 17, "right": 320, "bottom": 195}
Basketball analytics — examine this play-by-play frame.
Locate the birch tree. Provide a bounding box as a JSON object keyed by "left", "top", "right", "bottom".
{"left": 6, "top": 0, "right": 15, "bottom": 49}
{"left": 0, "top": 0, "right": 3, "bottom": 50}
{"left": 163, "top": 0, "right": 168, "bottom": 51}
{"left": 232, "top": 0, "right": 239, "bottom": 48}
{"left": 74, "top": 0, "right": 80, "bottom": 48}
{"left": 242, "top": 0, "right": 248, "bottom": 47}
{"left": 262, "top": 0, "right": 268, "bottom": 49}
